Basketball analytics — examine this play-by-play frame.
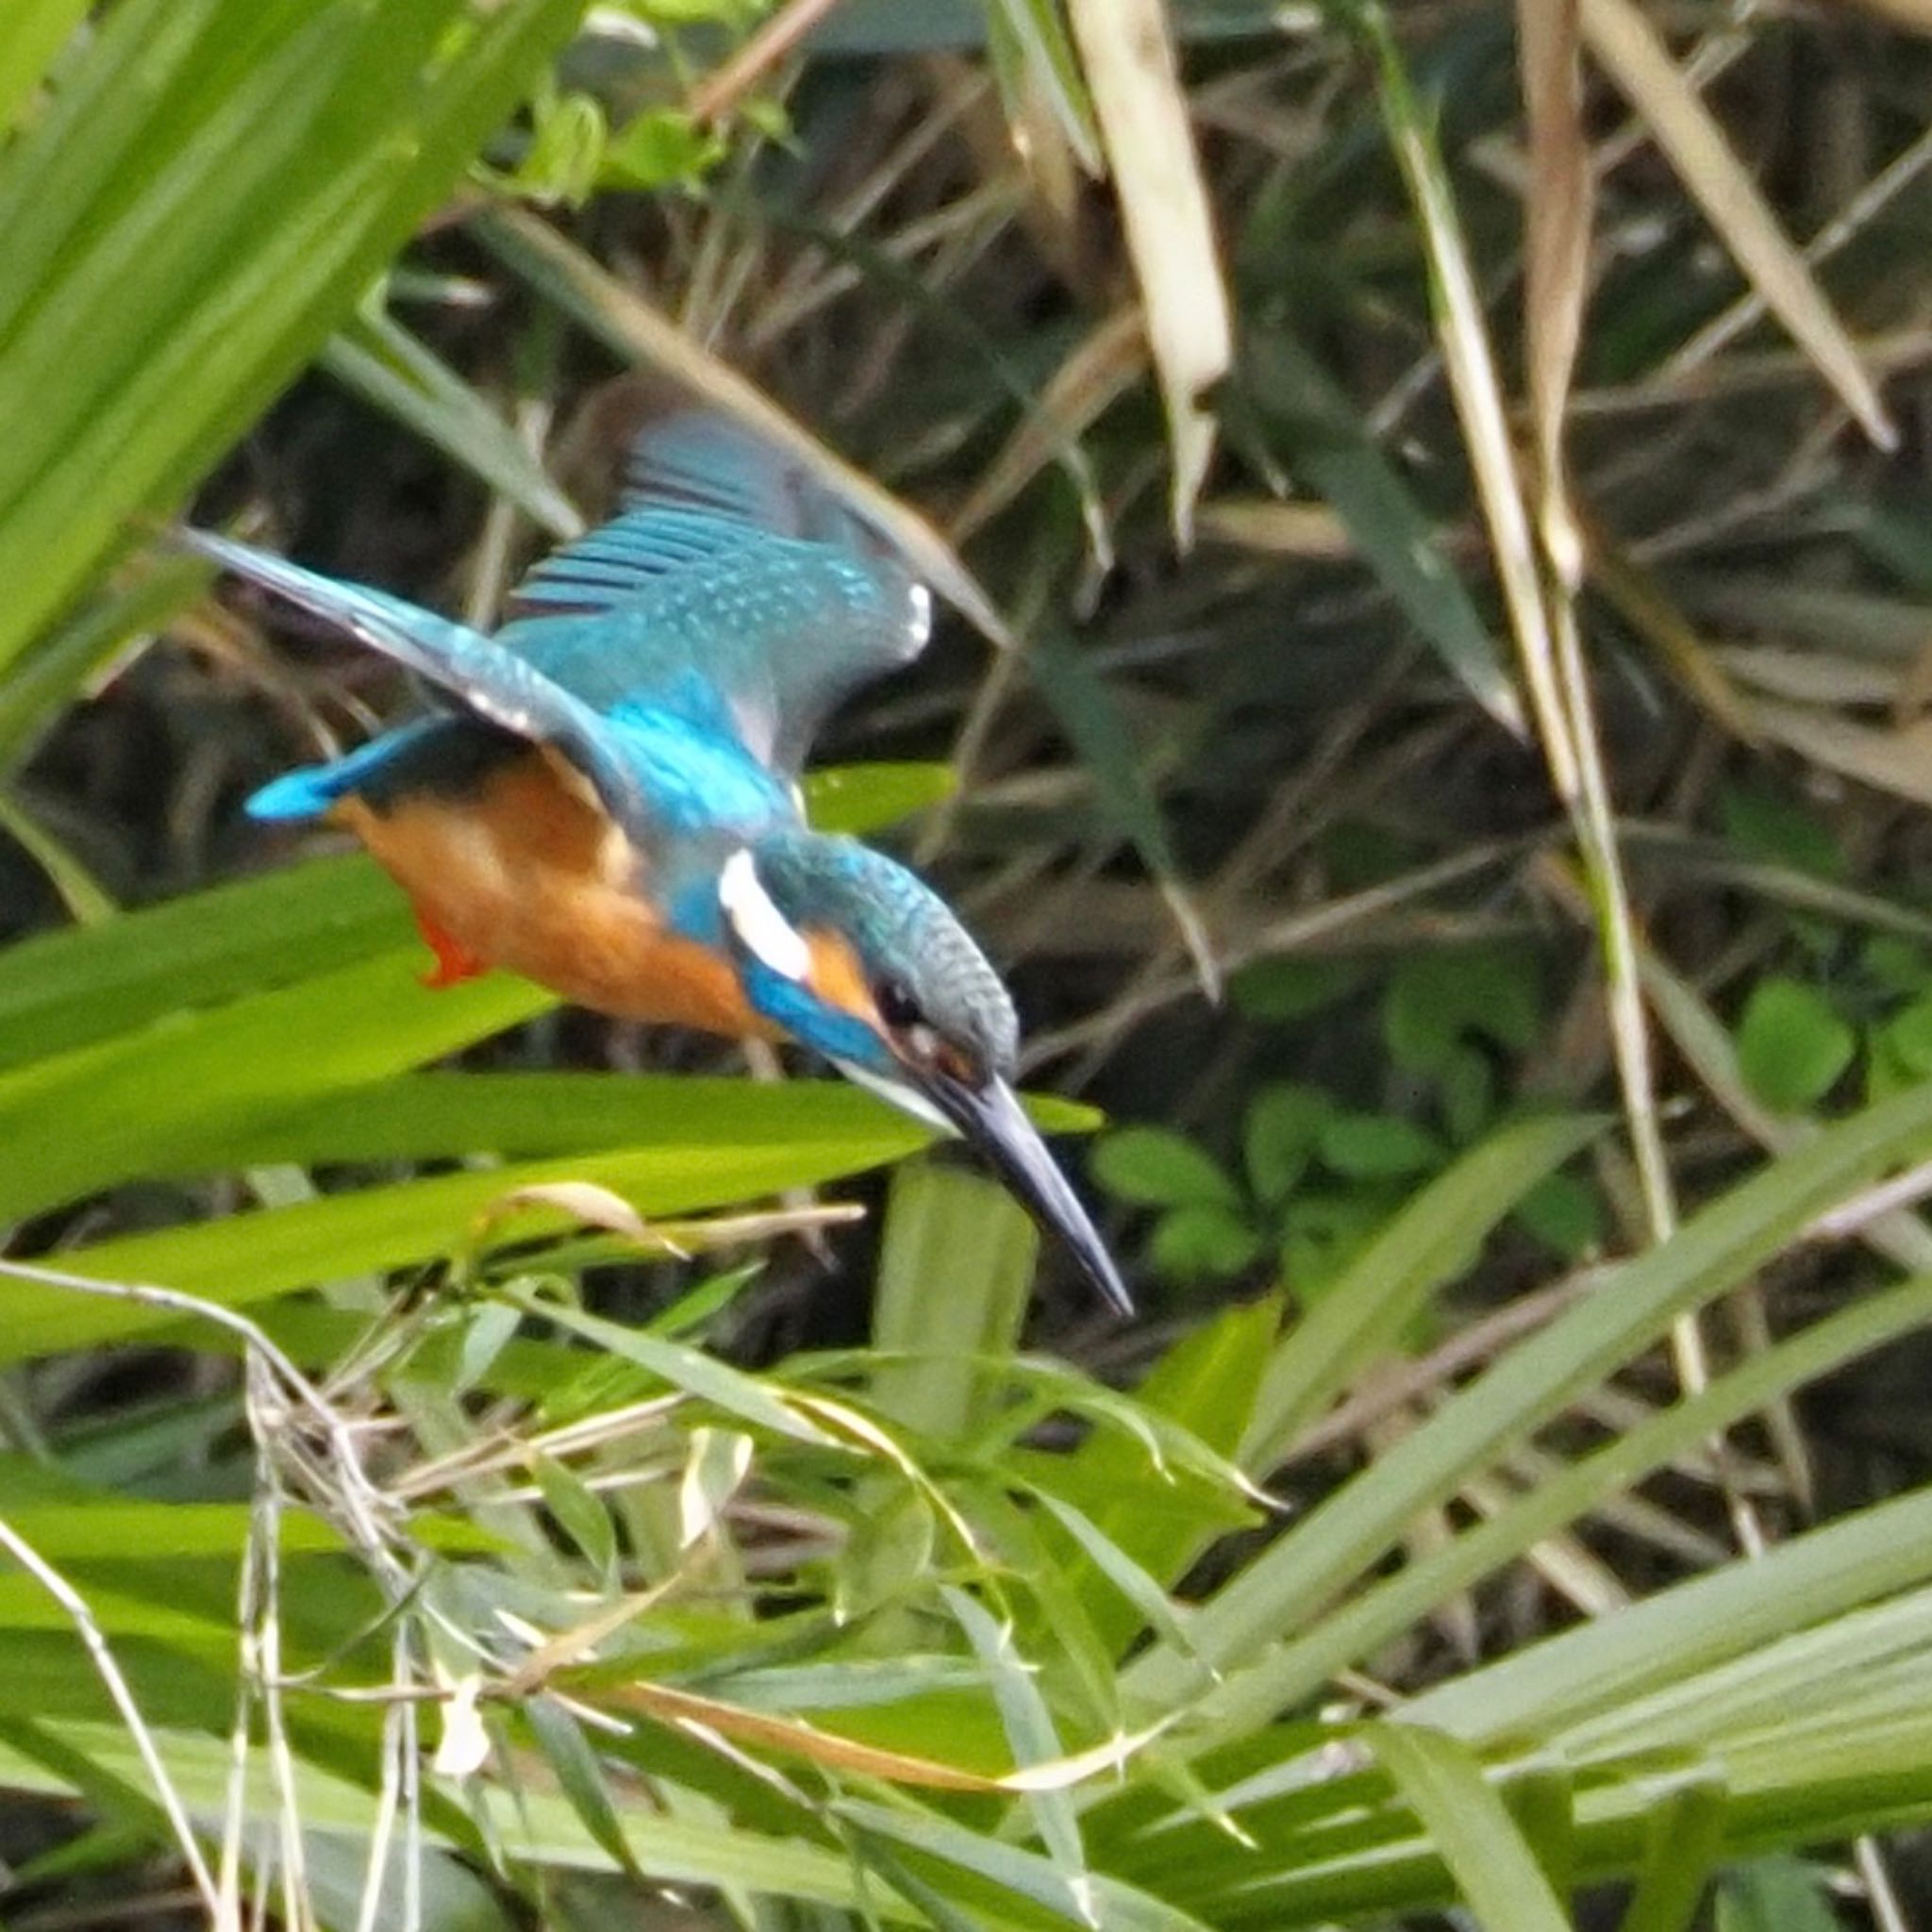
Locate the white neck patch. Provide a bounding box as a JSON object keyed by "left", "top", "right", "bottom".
{"left": 719, "top": 848, "right": 811, "bottom": 982}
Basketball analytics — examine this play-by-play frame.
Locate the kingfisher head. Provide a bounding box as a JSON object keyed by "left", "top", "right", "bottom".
{"left": 711, "top": 828, "right": 1129, "bottom": 1315}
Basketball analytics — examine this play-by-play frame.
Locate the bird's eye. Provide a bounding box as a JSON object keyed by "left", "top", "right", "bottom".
{"left": 874, "top": 977, "right": 924, "bottom": 1030}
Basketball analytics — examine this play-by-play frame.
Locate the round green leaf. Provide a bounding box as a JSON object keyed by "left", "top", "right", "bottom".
{"left": 1513, "top": 1172, "right": 1602, "bottom": 1260}
{"left": 1092, "top": 1126, "right": 1240, "bottom": 1208}
{"left": 1736, "top": 977, "right": 1856, "bottom": 1114}
{"left": 1150, "top": 1205, "right": 1263, "bottom": 1281}
{"left": 1243, "top": 1083, "right": 1333, "bottom": 1205}
{"left": 1881, "top": 992, "right": 1932, "bottom": 1078}
{"left": 1317, "top": 1112, "right": 1445, "bottom": 1179}
{"left": 1231, "top": 955, "right": 1361, "bottom": 1023}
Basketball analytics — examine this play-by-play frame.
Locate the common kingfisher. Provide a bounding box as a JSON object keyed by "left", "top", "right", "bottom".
{"left": 181, "top": 410, "right": 1129, "bottom": 1314}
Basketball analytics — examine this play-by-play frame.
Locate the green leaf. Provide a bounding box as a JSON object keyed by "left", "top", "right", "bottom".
{"left": 943, "top": 1587, "right": 1089, "bottom": 1894}
{"left": 1051, "top": 1296, "right": 1276, "bottom": 1650}
{"left": 1715, "top": 1856, "right": 1843, "bottom": 1932}
{"left": 1316, "top": 1111, "right": 1445, "bottom": 1179}
{"left": 1028, "top": 1491, "right": 1206, "bottom": 1667}
{"left": 1617, "top": 1769, "right": 1727, "bottom": 1932}
{"left": 1092, "top": 1127, "right": 1239, "bottom": 1209}
{"left": 1861, "top": 934, "right": 1930, "bottom": 997}
{"left": 1735, "top": 977, "right": 1856, "bottom": 1113}
{"left": 1368, "top": 1724, "right": 1574, "bottom": 1932}
{"left": 0, "top": 854, "right": 399, "bottom": 1074}
{"left": 602, "top": 107, "right": 724, "bottom": 190}
{"left": 532, "top": 1453, "right": 619, "bottom": 1584}
{"left": 1881, "top": 991, "right": 1932, "bottom": 1076}
{"left": 510, "top": 84, "right": 607, "bottom": 202}
{"left": 870, "top": 1163, "right": 1037, "bottom": 1442}
{"left": 804, "top": 760, "right": 958, "bottom": 836}
{"left": 1437, "top": 1042, "right": 1495, "bottom": 1144}
{"left": 986, "top": 0, "right": 1102, "bottom": 173}
{"left": 0, "top": 553, "right": 210, "bottom": 772}
{"left": 1229, "top": 955, "right": 1362, "bottom": 1023}
{"left": 524, "top": 1697, "right": 643, "bottom": 1881}
{"left": 1385, "top": 941, "right": 1542, "bottom": 1075}
{"left": 1156, "top": 1058, "right": 1932, "bottom": 1726}
{"left": 0, "top": 0, "right": 586, "bottom": 683}
{"left": 1720, "top": 782, "right": 1844, "bottom": 882}
{"left": 0, "top": 1718, "right": 888, "bottom": 1911}
{"left": 0, "top": 1116, "right": 926, "bottom": 1363}
{"left": 0, "top": 948, "right": 554, "bottom": 1221}
{"left": 1242, "top": 1084, "right": 1331, "bottom": 1205}
{"left": 1514, "top": 1171, "right": 1603, "bottom": 1260}
{"left": 500, "top": 1285, "right": 838, "bottom": 1450}
{"left": 1150, "top": 1205, "right": 1263, "bottom": 1281}
{"left": 0, "top": 0, "right": 91, "bottom": 137}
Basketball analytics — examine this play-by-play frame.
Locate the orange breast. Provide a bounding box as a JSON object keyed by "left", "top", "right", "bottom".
{"left": 336, "top": 749, "right": 771, "bottom": 1038}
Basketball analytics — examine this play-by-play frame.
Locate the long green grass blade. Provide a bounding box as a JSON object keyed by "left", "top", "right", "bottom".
{"left": 1369, "top": 1723, "right": 1574, "bottom": 1932}
{"left": 0, "top": 0, "right": 583, "bottom": 679}
{"left": 1126, "top": 1074, "right": 1932, "bottom": 1725}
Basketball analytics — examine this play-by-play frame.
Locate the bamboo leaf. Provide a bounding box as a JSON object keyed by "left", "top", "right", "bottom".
{"left": 1369, "top": 1723, "right": 1574, "bottom": 1932}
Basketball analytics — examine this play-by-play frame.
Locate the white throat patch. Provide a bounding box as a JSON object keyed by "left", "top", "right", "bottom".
{"left": 719, "top": 848, "right": 811, "bottom": 982}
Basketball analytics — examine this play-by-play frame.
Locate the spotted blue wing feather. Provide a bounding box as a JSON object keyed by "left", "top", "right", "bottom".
{"left": 496, "top": 412, "right": 933, "bottom": 773}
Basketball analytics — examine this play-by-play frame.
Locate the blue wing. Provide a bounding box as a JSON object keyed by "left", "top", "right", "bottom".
{"left": 178, "top": 529, "right": 790, "bottom": 843}
{"left": 496, "top": 411, "right": 933, "bottom": 773}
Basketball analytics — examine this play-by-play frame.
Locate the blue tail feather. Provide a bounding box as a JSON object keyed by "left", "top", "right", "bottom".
{"left": 243, "top": 719, "right": 459, "bottom": 823}
{"left": 245, "top": 764, "right": 349, "bottom": 823}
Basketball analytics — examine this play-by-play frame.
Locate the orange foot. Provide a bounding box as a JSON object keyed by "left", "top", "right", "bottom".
{"left": 412, "top": 906, "right": 488, "bottom": 990}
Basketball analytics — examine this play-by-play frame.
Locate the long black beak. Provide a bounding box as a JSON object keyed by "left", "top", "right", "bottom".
{"left": 923, "top": 1072, "right": 1133, "bottom": 1318}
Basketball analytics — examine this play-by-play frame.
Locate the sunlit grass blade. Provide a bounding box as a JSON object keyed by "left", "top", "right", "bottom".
{"left": 0, "top": 0, "right": 90, "bottom": 135}
{"left": 870, "top": 1166, "right": 1036, "bottom": 1442}
{"left": 1239, "top": 1112, "right": 1602, "bottom": 1470}
{"left": 0, "top": 1120, "right": 930, "bottom": 1362}
{"left": 0, "top": 0, "right": 584, "bottom": 681}
{"left": 0, "top": 855, "right": 399, "bottom": 1073}
{"left": 1124, "top": 1074, "right": 1932, "bottom": 1725}
{"left": 0, "top": 949, "right": 556, "bottom": 1221}
{"left": 1368, "top": 1723, "right": 1574, "bottom": 1932}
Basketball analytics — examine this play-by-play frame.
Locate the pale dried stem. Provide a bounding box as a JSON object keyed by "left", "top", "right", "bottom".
{"left": 0, "top": 1514, "right": 223, "bottom": 1920}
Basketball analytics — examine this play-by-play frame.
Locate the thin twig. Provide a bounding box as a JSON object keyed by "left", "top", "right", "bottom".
{"left": 688, "top": 0, "right": 847, "bottom": 126}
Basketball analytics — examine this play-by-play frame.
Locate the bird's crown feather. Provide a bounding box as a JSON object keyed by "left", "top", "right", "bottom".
{"left": 745, "top": 830, "right": 1018, "bottom": 1079}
